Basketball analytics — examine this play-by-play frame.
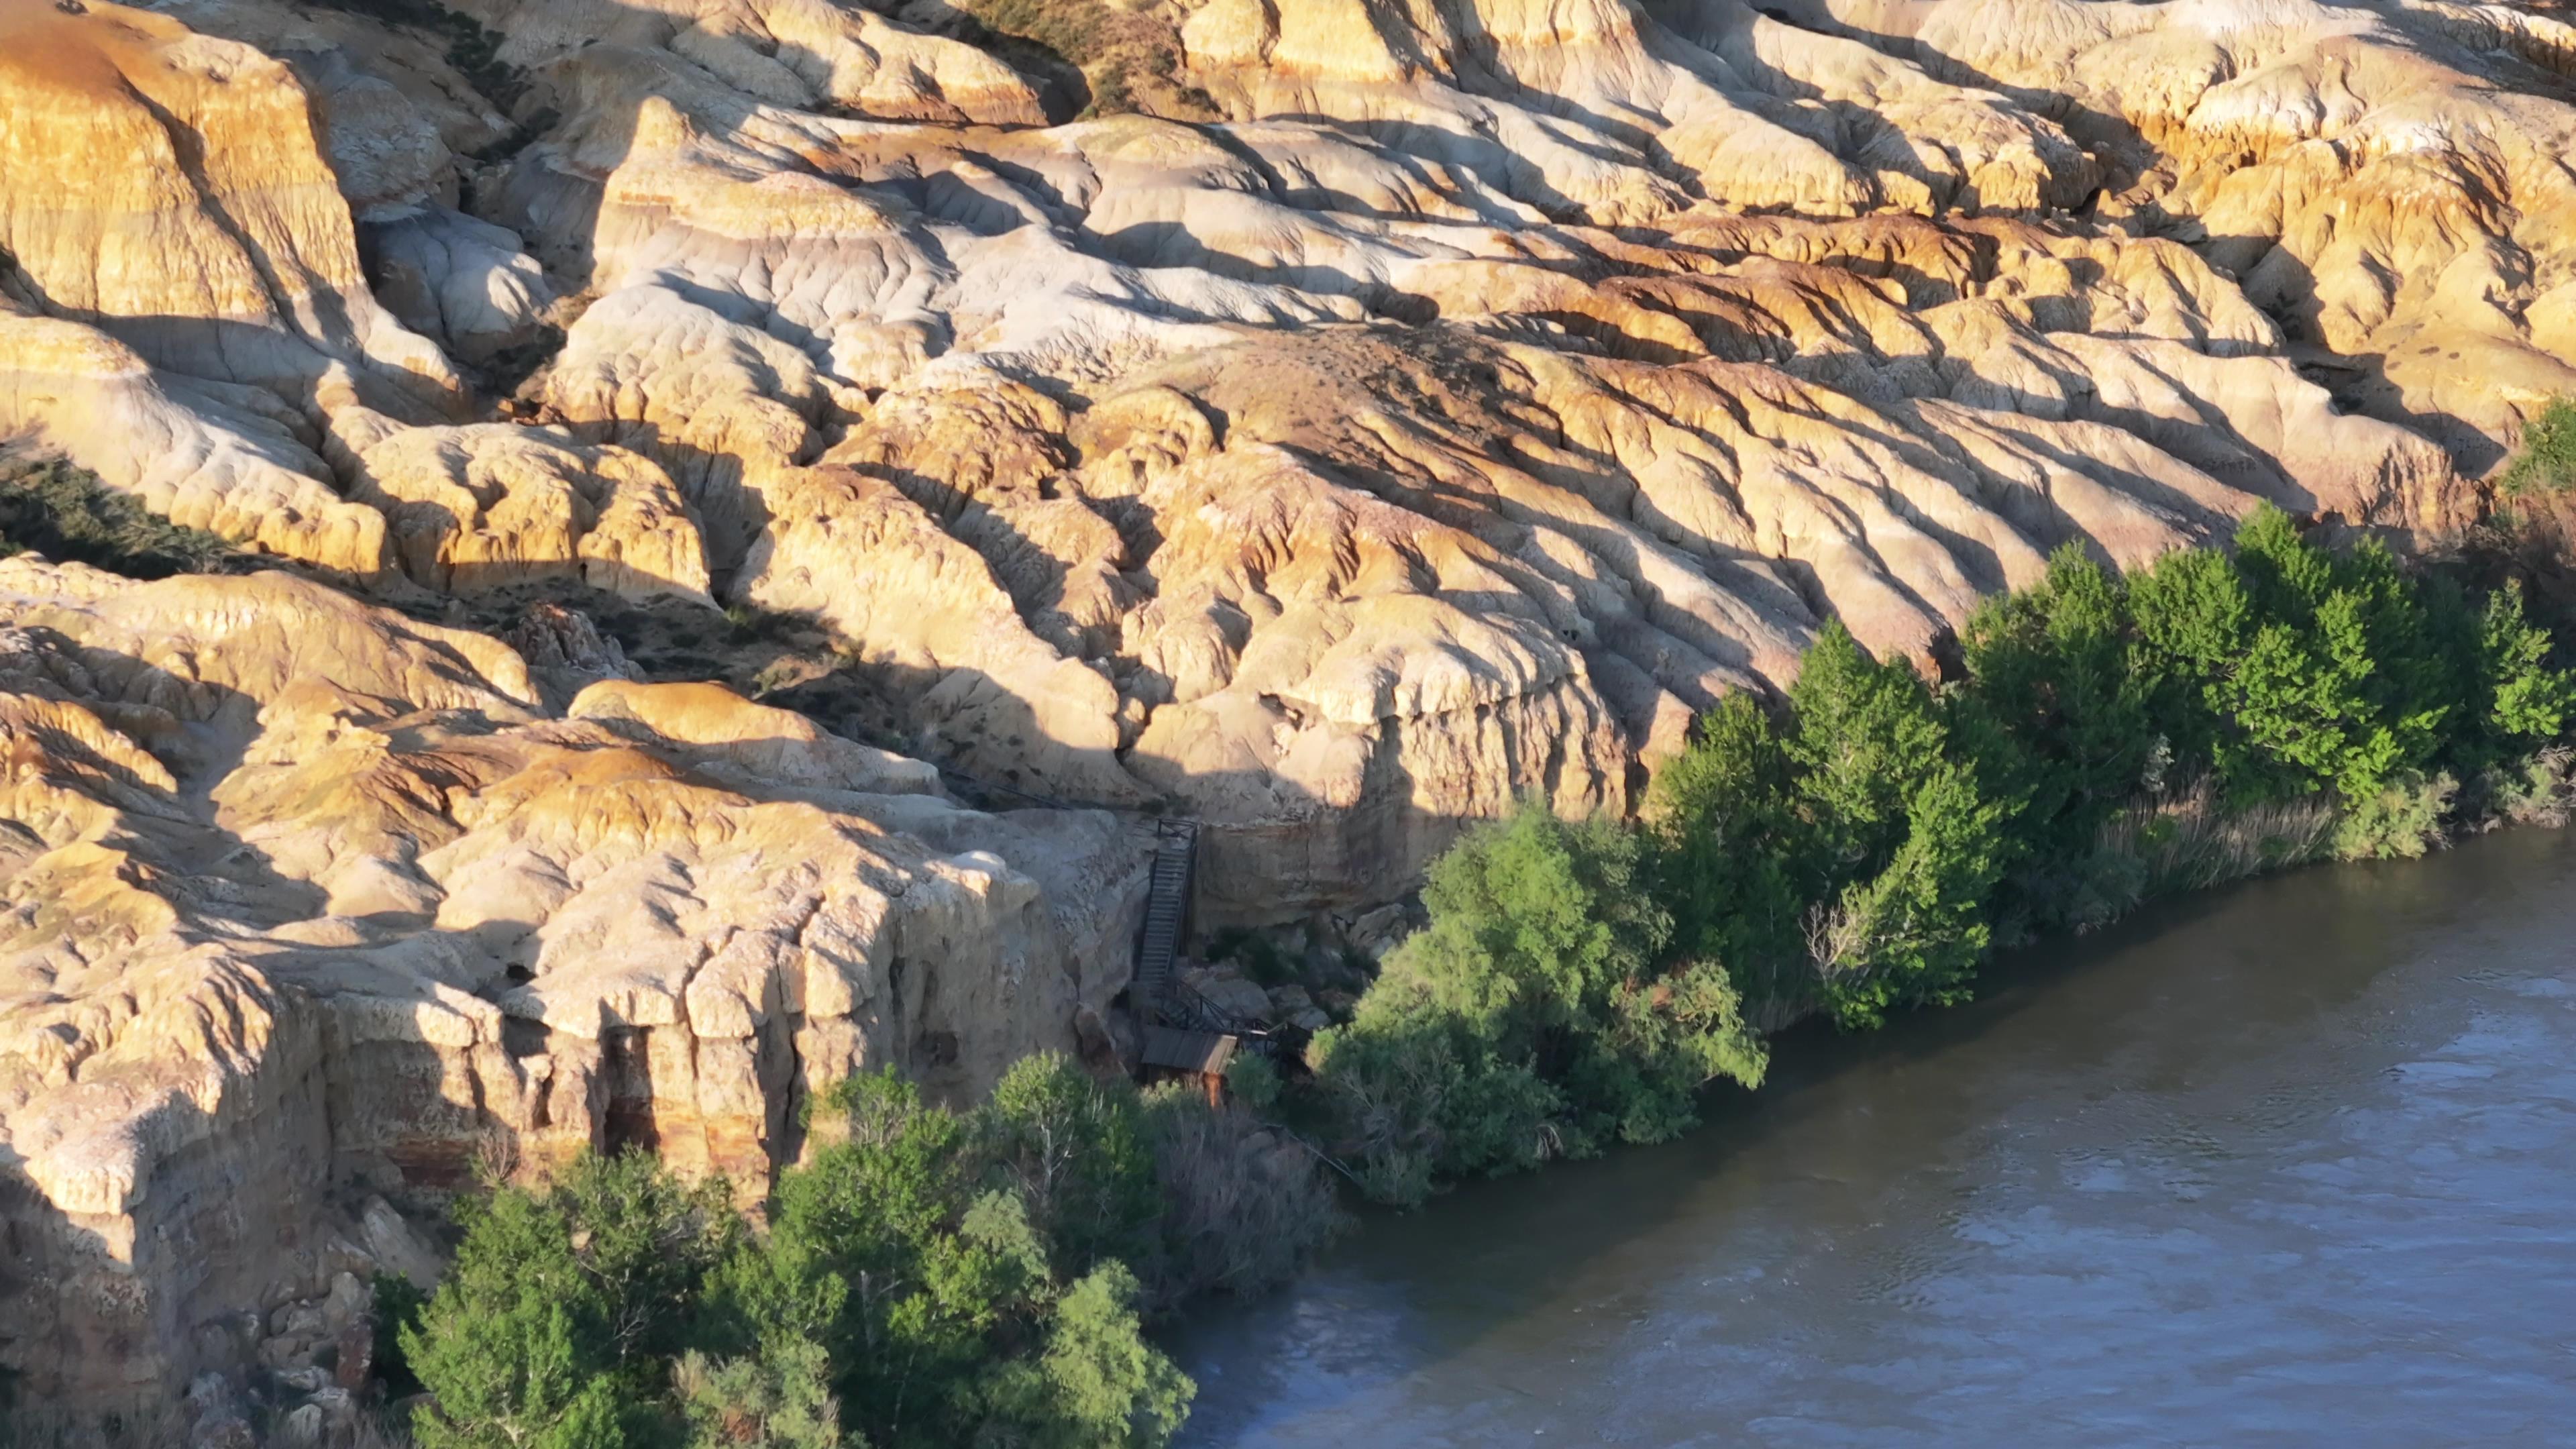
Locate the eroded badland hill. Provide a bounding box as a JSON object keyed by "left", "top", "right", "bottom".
{"left": 2, "top": 0, "right": 2573, "bottom": 1432}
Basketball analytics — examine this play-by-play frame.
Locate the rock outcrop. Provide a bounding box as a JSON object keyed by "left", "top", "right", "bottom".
{"left": 0, "top": 558, "right": 1150, "bottom": 1430}
{"left": 3, "top": 0, "right": 2572, "bottom": 1428}
{"left": 1, "top": 0, "right": 2525, "bottom": 925}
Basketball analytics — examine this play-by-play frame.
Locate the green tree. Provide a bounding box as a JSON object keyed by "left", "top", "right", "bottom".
{"left": 677, "top": 1336, "right": 848, "bottom": 1449}
{"left": 1311, "top": 805, "right": 1765, "bottom": 1201}
{"left": 1784, "top": 621, "right": 1954, "bottom": 871}
{"left": 734, "top": 1071, "right": 1199, "bottom": 1449}
{"left": 400, "top": 1186, "right": 635, "bottom": 1449}
{"left": 1807, "top": 759, "right": 2010, "bottom": 1026}
{"left": 1648, "top": 693, "right": 1815, "bottom": 1002}
{"left": 748, "top": 1075, "right": 1002, "bottom": 1446}
{"left": 1953, "top": 545, "right": 2158, "bottom": 931}
{"left": 977, "top": 1263, "right": 1193, "bottom": 1449}
{"left": 2233, "top": 511, "right": 2449, "bottom": 798}
{"left": 2476, "top": 578, "right": 2576, "bottom": 747}
{"left": 554, "top": 1151, "right": 736, "bottom": 1367}
{"left": 1780, "top": 622, "right": 2013, "bottom": 1024}
{"left": 2128, "top": 540, "right": 2252, "bottom": 773}
{"left": 975, "top": 1054, "right": 1159, "bottom": 1283}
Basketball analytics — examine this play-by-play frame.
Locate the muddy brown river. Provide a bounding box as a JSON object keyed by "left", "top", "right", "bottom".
{"left": 1174, "top": 826, "right": 2576, "bottom": 1446}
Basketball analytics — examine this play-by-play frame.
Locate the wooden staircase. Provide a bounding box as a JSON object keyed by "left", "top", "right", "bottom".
{"left": 1132, "top": 818, "right": 1199, "bottom": 1021}
{"left": 1130, "top": 819, "right": 1276, "bottom": 1074}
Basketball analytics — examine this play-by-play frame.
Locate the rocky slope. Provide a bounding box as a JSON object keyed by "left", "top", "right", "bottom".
{"left": 2, "top": 0, "right": 2573, "bottom": 1433}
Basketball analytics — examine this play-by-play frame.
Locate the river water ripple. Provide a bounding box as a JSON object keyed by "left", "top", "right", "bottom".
{"left": 1174, "top": 827, "right": 2576, "bottom": 1447}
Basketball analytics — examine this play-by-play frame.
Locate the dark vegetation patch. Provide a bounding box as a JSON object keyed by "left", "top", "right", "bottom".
{"left": 0, "top": 458, "right": 245, "bottom": 579}
{"left": 922, "top": 0, "right": 1220, "bottom": 121}
{"left": 305, "top": 0, "right": 535, "bottom": 113}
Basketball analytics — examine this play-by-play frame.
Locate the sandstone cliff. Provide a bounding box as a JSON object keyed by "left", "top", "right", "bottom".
{"left": 2, "top": 0, "right": 2529, "bottom": 926}
{"left": 3, "top": 0, "right": 2573, "bottom": 1432}
{"left": 0, "top": 557, "right": 1149, "bottom": 1428}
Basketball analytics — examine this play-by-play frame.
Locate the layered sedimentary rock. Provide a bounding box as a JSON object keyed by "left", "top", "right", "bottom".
{"left": 1746, "top": 0, "right": 2576, "bottom": 460}
{"left": 0, "top": 557, "right": 1150, "bottom": 1424}
{"left": 3, "top": 0, "right": 2573, "bottom": 1428}
{"left": 3, "top": 0, "right": 2536, "bottom": 922}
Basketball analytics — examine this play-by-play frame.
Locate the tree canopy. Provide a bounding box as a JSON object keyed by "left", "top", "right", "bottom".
{"left": 391, "top": 1054, "right": 1339, "bottom": 1449}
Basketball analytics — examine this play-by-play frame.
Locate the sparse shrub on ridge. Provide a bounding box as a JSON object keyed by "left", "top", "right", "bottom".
{"left": 937, "top": 0, "right": 1218, "bottom": 121}
{"left": 2501, "top": 398, "right": 2576, "bottom": 497}
{"left": 0, "top": 458, "right": 240, "bottom": 579}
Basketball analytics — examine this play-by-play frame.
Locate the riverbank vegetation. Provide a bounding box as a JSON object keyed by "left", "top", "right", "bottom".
{"left": 376, "top": 1055, "right": 1341, "bottom": 1448}
{"left": 1309, "top": 504, "right": 2576, "bottom": 1204}
{"left": 369, "top": 507, "right": 2576, "bottom": 1441}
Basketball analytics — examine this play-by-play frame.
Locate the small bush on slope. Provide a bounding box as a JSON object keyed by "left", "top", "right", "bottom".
{"left": 2502, "top": 398, "right": 2576, "bottom": 496}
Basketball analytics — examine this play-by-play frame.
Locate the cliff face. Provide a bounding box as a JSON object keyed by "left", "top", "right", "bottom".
{"left": 0, "top": 557, "right": 1148, "bottom": 1428}
{"left": 1, "top": 0, "right": 2571, "bottom": 1430}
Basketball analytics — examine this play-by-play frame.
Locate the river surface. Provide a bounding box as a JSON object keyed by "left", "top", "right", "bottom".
{"left": 1173, "top": 826, "right": 2576, "bottom": 1447}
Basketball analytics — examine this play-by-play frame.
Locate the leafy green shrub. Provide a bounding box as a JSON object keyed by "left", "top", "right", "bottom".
{"left": 1309, "top": 805, "right": 1766, "bottom": 1203}
{"left": 2501, "top": 398, "right": 2576, "bottom": 496}
{"left": 2357, "top": 773, "right": 2466, "bottom": 859}
{"left": 0, "top": 459, "right": 239, "bottom": 578}
{"left": 1220, "top": 1053, "right": 1281, "bottom": 1112}
{"left": 674, "top": 1336, "right": 843, "bottom": 1449}
{"left": 977, "top": 1260, "right": 1193, "bottom": 1449}
{"left": 2332, "top": 771, "right": 2459, "bottom": 860}
{"left": 392, "top": 1058, "right": 1334, "bottom": 1448}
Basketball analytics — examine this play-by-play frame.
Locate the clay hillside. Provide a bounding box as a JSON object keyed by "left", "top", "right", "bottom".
{"left": 1, "top": 0, "right": 2572, "bottom": 1433}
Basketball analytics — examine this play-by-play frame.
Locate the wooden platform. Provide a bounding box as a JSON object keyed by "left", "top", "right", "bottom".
{"left": 1141, "top": 1026, "right": 1236, "bottom": 1076}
